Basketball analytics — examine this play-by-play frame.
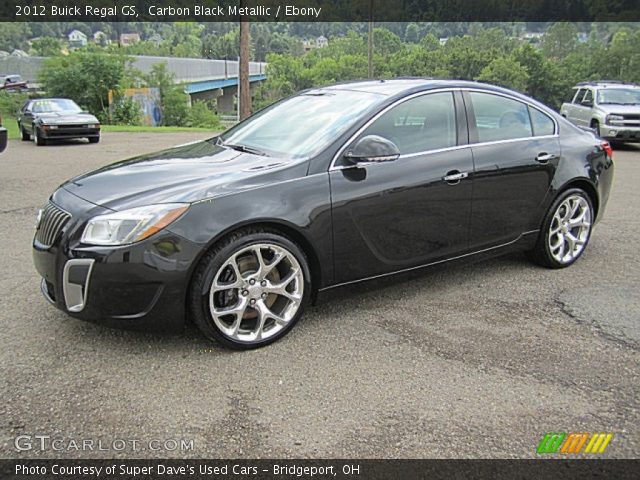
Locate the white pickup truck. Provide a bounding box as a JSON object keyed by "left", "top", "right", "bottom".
{"left": 560, "top": 81, "right": 640, "bottom": 144}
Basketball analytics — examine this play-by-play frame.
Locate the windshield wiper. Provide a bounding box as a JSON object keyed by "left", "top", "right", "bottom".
{"left": 222, "top": 142, "right": 269, "bottom": 157}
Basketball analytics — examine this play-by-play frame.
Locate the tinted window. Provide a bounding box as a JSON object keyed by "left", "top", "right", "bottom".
{"left": 529, "top": 107, "right": 555, "bottom": 136}
{"left": 469, "top": 92, "right": 532, "bottom": 142}
{"left": 221, "top": 90, "right": 382, "bottom": 159}
{"left": 30, "top": 99, "right": 82, "bottom": 114}
{"left": 568, "top": 89, "right": 580, "bottom": 103}
{"left": 573, "top": 88, "right": 587, "bottom": 104}
{"left": 597, "top": 88, "right": 640, "bottom": 105}
{"left": 583, "top": 89, "right": 593, "bottom": 103}
{"left": 360, "top": 92, "right": 457, "bottom": 155}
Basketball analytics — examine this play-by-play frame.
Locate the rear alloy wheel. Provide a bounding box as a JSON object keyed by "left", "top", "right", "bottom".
{"left": 528, "top": 188, "right": 593, "bottom": 268}
{"left": 33, "top": 126, "right": 46, "bottom": 146}
{"left": 190, "top": 230, "right": 311, "bottom": 349}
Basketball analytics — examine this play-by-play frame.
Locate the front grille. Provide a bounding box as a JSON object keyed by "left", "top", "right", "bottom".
{"left": 622, "top": 114, "right": 640, "bottom": 121}
{"left": 35, "top": 202, "right": 71, "bottom": 247}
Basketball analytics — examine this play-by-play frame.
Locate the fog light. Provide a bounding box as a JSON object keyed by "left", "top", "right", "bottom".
{"left": 608, "top": 130, "right": 617, "bottom": 136}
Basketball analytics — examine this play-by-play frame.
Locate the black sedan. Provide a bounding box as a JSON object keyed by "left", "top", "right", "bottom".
{"left": 32, "top": 79, "right": 614, "bottom": 349}
{"left": 18, "top": 98, "right": 100, "bottom": 146}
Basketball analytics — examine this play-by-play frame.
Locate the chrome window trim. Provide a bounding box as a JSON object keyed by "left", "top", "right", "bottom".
{"left": 328, "top": 87, "right": 559, "bottom": 172}
{"left": 62, "top": 258, "right": 95, "bottom": 313}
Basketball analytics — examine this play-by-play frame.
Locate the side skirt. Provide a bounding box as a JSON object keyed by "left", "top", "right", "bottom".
{"left": 317, "top": 230, "right": 539, "bottom": 294}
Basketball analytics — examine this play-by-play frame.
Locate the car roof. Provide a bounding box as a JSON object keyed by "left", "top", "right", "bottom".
{"left": 315, "top": 78, "right": 530, "bottom": 98}
{"left": 28, "top": 98, "right": 75, "bottom": 103}
{"left": 575, "top": 81, "right": 640, "bottom": 89}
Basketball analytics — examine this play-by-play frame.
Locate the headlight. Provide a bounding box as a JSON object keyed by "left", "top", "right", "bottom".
{"left": 607, "top": 114, "right": 624, "bottom": 123}
{"left": 81, "top": 203, "right": 189, "bottom": 246}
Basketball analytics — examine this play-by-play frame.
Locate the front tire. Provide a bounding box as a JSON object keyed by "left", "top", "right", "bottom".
{"left": 189, "top": 228, "right": 311, "bottom": 349}
{"left": 33, "top": 126, "right": 46, "bottom": 146}
{"left": 528, "top": 188, "right": 594, "bottom": 268}
{"left": 591, "top": 119, "right": 601, "bottom": 137}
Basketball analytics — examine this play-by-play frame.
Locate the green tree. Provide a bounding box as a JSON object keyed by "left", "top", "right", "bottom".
{"left": 541, "top": 22, "right": 579, "bottom": 59}
{"left": 405, "top": 23, "right": 420, "bottom": 43}
{"left": 0, "top": 23, "right": 31, "bottom": 51}
{"left": 40, "top": 50, "right": 130, "bottom": 121}
{"left": 142, "top": 62, "right": 190, "bottom": 126}
{"left": 30, "top": 37, "right": 64, "bottom": 57}
{"left": 476, "top": 57, "right": 529, "bottom": 91}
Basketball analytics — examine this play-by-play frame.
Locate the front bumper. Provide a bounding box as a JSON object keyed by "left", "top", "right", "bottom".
{"left": 33, "top": 188, "right": 202, "bottom": 333}
{"left": 40, "top": 126, "right": 100, "bottom": 140}
{"left": 600, "top": 123, "right": 640, "bottom": 142}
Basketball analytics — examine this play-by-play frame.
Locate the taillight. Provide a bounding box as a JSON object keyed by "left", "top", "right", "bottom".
{"left": 601, "top": 141, "right": 613, "bottom": 159}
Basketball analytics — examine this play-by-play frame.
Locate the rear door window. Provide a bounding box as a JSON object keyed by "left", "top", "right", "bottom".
{"left": 529, "top": 107, "right": 556, "bottom": 137}
{"left": 469, "top": 92, "right": 533, "bottom": 143}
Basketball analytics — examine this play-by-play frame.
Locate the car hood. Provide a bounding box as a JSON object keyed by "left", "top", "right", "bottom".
{"left": 37, "top": 112, "right": 98, "bottom": 124}
{"left": 62, "top": 140, "right": 308, "bottom": 210}
{"left": 597, "top": 104, "right": 640, "bottom": 115}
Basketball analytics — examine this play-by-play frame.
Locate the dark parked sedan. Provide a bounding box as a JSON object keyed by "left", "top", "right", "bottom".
{"left": 33, "top": 79, "right": 614, "bottom": 349}
{"left": 18, "top": 98, "right": 100, "bottom": 146}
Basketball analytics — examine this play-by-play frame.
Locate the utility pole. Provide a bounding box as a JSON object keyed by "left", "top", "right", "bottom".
{"left": 368, "top": 0, "right": 374, "bottom": 79}
{"left": 239, "top": 3, "right": 251, "bottom": 120}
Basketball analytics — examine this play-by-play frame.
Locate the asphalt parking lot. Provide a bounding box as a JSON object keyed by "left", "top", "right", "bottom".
{"left": 0, "top": 132, "right": 638, "bottom": 459}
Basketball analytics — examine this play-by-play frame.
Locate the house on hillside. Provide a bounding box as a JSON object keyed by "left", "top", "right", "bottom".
{"left": 120, "top": 33, "right": 141, "bottom": 46}
{"left": 316, "top": 35, "right": 328, "bottom": 48}
{"left": 93, "top": 31, "right": 111, "bottom": 45}
{"left": 303, "top": 36, "right": 329, "bottom": 51}
{"left": 68, "top": 30, "right": 88, "bottom": 48}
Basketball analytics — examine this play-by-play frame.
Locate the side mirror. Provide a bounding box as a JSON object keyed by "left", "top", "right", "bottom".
{"left": 345, "top": 135, "right": 400, "bottom": 164}
{"left": 581, "top": 99, "right": 593, "bottom": 107}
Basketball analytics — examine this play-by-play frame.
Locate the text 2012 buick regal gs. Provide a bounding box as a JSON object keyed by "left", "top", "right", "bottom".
{"left": 33, "top": 79, "right": 614, "bottom": 349}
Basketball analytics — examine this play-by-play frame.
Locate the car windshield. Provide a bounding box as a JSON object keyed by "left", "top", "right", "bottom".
{"left": 31, "top": 99, "right": 82, "bottom": 114}
{"left": 218, "top": 90, "right": 383, "bottom": 159}
{"left": 597, "top": 88, "right": 640, "bottom": 105}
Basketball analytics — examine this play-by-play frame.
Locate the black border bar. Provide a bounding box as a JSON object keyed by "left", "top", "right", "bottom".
{"left": 2, "top": 0, "right": 640, "bottom": 22}
{"left": 1, "top": 459, "right": 640, "bottom": 480}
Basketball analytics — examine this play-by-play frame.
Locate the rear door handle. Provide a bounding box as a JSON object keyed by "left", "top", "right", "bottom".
{"left": 443, "top": 171, "right": 468, "bottom": 184}
{"left": 536, "top": 153, "right": 556, "bottom": 164}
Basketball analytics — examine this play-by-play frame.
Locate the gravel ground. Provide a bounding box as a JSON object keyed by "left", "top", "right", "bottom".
{"left": 0, "top": 133, "right": 638, "bottom": 459}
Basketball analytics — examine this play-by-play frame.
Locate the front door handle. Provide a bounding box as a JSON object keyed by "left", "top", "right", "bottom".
{"left": 536, "top": 152, "right": 556, "bottom": 164}
{"left": 443, "top": 171, "right": 468, "bottom": 184}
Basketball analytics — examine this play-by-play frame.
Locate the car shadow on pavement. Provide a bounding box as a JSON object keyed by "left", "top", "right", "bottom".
{"left": 48, "top": 251, "right": 533, "bottom": 353}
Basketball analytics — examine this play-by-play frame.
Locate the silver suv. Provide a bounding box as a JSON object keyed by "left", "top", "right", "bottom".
{"left": 560, "top": 81, "right": 640, "bottom": 143}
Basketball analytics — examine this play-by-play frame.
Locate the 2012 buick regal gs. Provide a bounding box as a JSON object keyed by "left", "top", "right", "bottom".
{"left": 33, "top": 79, "right": 614, "bottom": 349}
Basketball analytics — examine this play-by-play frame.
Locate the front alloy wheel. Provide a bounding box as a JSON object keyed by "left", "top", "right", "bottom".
{"left": 190, "top": 229, "right": 310, "bottom": 349}
{"left": 210, "top": 244, "right": 304, "bottom": 342}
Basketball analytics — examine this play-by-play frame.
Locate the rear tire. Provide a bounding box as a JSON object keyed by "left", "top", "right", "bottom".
{"left": 88, "top": 136, "right": 100, "bottom": 144}
{"left": 189, "top": 228, "right": 311, "bottom": 349}
{"left": 20, "top": 125, "right": 30, "bottom": 141}
{"left": 527, "top": 188, "right": 594, "bottom": 269}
